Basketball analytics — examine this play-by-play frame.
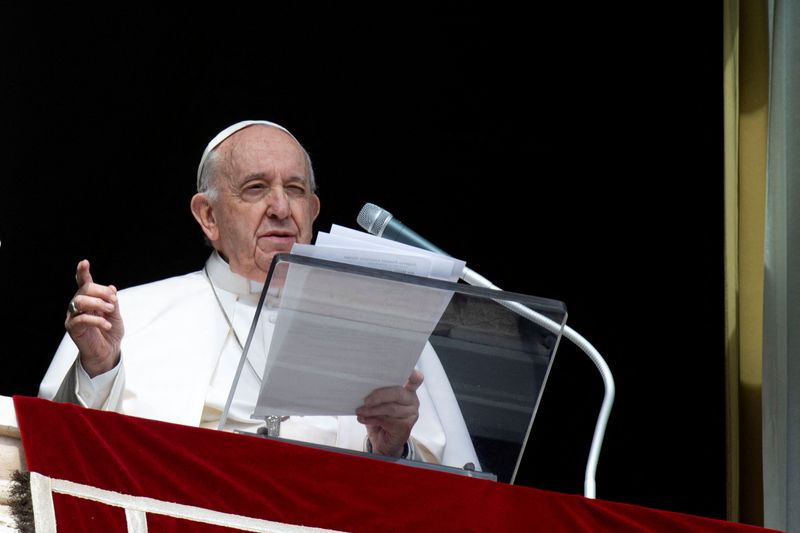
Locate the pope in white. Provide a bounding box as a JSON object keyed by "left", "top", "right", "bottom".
{"left": 39, "top": 120, "right": 479, "bottom": 469}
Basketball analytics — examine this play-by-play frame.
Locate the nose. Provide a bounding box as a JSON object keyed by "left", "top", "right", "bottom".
{"left": 265, "top": 187, "right": 291, "bottom": 219}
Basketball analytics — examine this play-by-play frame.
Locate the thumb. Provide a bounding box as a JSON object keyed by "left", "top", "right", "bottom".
{"left": 75, "top": 259, "right": 94, "bottom": 288}
{"left": 405, "top": 369, "right": 424, "bottom": 392}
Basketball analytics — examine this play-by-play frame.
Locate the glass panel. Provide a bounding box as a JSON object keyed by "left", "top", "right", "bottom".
{"left": 222, "top": 253, "right": 566, "bottom": 484}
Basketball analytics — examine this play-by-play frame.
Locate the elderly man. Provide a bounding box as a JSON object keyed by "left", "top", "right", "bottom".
{"left": 39, "top": 120, "right": 478, "bottom": 468}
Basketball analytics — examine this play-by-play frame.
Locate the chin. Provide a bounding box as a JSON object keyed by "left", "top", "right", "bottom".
{"left": 254, "top": 253, "right": 280, "bottom": 276}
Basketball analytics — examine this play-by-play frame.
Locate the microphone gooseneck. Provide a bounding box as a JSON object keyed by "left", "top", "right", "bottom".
{"left": 355, "top": 202, "right": 615, "bottom": 499}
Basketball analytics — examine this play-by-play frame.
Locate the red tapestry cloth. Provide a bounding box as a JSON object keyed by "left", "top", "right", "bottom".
{"left": 13, "top": 396, "right": 777, "bottom": 532}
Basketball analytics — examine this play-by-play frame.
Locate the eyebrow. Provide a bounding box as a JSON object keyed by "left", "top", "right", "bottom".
{"left": 239, "top": 174, "right": 310, "bottom": 186}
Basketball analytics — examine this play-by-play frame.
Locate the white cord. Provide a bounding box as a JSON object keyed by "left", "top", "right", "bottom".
{"left": 460, "top": 266, "right": 614, "bottom": 499}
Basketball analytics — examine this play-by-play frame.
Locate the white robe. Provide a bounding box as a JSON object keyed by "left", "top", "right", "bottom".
{"left": 39, "top": 253, "right": 479, "bottom": 469}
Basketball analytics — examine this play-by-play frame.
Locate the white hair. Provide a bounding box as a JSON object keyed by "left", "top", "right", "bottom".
{"left": 196, "top": 120, "right": 317, "bottom": 199}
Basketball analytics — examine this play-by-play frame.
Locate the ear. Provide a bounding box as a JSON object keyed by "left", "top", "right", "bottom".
{"left": 190, "top": 193, "right": 219, "bottom": 243}
{"left": 310, "top": 193, "right": 321, "bottom": 222}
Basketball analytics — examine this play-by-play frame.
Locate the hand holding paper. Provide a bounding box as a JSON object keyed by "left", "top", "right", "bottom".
{"left": 356, "top": 368, "right": 424, "bottom": 457}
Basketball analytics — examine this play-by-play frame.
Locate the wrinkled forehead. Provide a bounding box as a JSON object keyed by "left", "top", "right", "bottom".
{"left": 196, "top": 120, "right": 299, "bottom": 189}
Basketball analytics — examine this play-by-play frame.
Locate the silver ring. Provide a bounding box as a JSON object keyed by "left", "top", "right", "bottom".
{"left": 68, "top": 300, "right": 79, "bottom": 315}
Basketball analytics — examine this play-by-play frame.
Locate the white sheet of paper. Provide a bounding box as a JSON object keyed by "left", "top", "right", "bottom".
{"left": 252, "top": 227, "right": 462, "bottom": 417}
{"left": 326, "top": 224, "right": 465, "bottom": 281}
{"left": 291, "top": 242, "right": 434, "bottom": 278}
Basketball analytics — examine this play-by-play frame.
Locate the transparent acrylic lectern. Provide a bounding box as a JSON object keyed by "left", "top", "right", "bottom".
{"left": 220, "top": 253, "right": 567, "bottom": 484}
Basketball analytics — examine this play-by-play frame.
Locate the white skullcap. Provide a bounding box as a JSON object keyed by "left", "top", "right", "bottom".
{"left": 196, "top": 120, "right": 300, "bottom": 191}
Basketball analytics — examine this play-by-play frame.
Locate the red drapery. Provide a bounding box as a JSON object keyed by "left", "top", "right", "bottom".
{"left": 13, "top": 396, "right": 776, "bottom": 532}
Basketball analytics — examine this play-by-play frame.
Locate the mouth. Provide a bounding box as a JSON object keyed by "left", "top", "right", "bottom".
{"left": 258, "top": 232, "right": 297, "bottom": 246}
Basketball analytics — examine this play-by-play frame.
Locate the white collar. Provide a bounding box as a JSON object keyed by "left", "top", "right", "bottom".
{"left": 204, "top": 251, "right": 265, "bottom": 296}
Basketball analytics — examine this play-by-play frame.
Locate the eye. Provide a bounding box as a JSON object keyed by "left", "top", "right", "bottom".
{"left": 286, "top": 184, "right": 307, "bottom": 196}
{"left": 240, "top": 183, "right": 267, "bottom": 201}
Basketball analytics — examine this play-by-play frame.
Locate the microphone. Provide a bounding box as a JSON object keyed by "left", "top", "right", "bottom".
{"left": 356, "top": 203, "right": 450, "bottom": 256}
{"left": 357, "top": 201, "right": 614, "bottom": 499}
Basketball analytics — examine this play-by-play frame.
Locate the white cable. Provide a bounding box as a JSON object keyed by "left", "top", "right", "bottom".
{"left": 460, "top": 266, "right": 614, "bottom": 499}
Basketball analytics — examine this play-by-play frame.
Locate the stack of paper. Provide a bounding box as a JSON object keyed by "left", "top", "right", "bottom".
{"left": 252, "top": 226, "right": 465, "bottom": 417}
{"left": 292, "top": 224, "right": 464, "bottom": 281}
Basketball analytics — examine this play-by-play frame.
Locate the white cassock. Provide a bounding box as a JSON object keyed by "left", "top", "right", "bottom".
{"left": 39, "top": 252, "right": 479, "bottom": 469}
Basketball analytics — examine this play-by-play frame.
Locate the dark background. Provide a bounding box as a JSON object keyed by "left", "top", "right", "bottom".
{"left": 0, "top": 5, "right": 725, "bottom": 520}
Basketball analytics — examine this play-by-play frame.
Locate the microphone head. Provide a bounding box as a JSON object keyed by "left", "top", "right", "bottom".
{"left": 357, "top": 203, "right": 393, "bottom": 236}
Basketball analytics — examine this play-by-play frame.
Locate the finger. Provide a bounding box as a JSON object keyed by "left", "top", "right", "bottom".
{"left": 75, "top": 259, "right": 94, "bottom": 288}
{"left": 358, "top": 415, "right": 407, "bottom": 426}
{"left": 357, "top": 394, "right": 419, "bottom": 417}
{"left": 357, "top": 403, "right": 418, "bottom": 420}
{"left": 356, "top": 387, "right": 419, "bottom": 416}
{"left": 362, "top": 370, "right": 424, "bottom": 407}
{"left": 362, "top": 386, "right": 417, "bottom": 408}
{"left": 71, "top": 294, "right": 116, "bottom": 315}
{"left": 76, "top": 283, "right": 119, "bottom": 303}
{"left": 66, "top": 313, "right": 114, "bottom": 332}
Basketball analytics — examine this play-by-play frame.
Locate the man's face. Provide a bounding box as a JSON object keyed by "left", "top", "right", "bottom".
{"left": 200, "top": 126, "right": 320, "bottom": 282}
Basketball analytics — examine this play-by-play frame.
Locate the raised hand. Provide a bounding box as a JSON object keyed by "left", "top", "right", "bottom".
{"left": 64, "top": 259, "right": 124, "bottom": 377}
